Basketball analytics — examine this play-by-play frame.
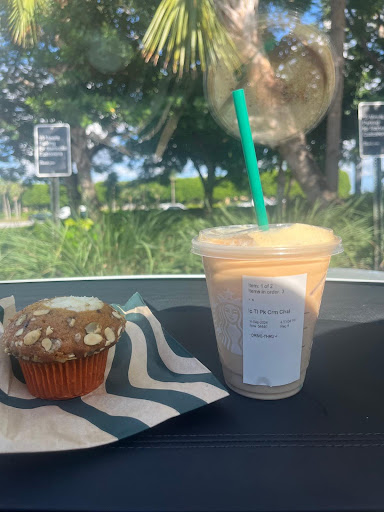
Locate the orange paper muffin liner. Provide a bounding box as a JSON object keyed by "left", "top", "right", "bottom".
{"left": 19, "top": 350, "right": 109, "bottom": 400}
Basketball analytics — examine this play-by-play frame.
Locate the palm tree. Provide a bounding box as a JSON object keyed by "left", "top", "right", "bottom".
{"left": 142, "top": 0, "right": 338, "bottom": 205}
{"left": 0, "top": 180, "right": 11, "bottom": 219}
{"left": 9, "top": 182, "right": 24, "bottom": 218}
{"left": 105, "top": 171, "right": 119, "bottom": 212}
{"left": 6, "top": 0, "right": 46, "bottom": 47}
{"left": 142, "top": 0, "right": 240, "bottom": 78}
{"left": 149, "top": 183, "right": 164, "bottom": 207}
{"left": 7, "top": 0, "right": 342, "bottom": 205}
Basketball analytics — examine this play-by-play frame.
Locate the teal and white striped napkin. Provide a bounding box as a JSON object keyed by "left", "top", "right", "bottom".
{"left": 0, "top": 293, "right": 228, "bottom": 453}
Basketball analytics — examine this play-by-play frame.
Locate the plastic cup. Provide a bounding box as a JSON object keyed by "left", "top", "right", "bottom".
{"left": 192, "top": 224, "right": 343, "bottom": 400}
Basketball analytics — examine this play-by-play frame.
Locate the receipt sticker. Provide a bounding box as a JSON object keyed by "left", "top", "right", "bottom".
{"left": 242, "top": 274, "right": 307, "bottom": 386}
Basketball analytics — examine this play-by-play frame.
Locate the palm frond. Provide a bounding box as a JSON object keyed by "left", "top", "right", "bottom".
{"left": 142, "top": 0, "right": 174, "bottom": 48}
{"left": 8, "top": 0, "right": 47, "bottom": 47}
{"left": 173, "top": 2, "right": 185, "bottom": 73}
{"left": 164, "top": 7, "right": 179, "bottom": 69}
{"left": 142, "top": 0, "right": 241, "bottom": 78}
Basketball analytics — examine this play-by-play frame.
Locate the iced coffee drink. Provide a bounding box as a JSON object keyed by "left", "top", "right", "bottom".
{"left": 192, "top": 224, "right": 342, "bottom": 399}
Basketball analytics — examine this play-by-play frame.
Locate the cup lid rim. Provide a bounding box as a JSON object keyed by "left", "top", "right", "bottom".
{"left": 191, "top": 224, "right": 343, "bottom": 259}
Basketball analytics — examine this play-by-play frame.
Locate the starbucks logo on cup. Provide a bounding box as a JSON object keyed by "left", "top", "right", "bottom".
{"left": 213, "top": 291, "right": 243, "bottom": 355}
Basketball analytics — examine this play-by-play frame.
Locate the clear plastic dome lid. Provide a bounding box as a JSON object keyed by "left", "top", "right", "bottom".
{"left": 192, "top": 224, "right": 343, "bottom": 259}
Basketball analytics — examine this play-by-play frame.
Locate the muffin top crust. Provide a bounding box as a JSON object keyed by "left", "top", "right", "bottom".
{"left": 2, "top": 296, "right": 126, "bottom": 363}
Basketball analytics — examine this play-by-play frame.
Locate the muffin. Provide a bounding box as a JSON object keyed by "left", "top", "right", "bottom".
{"left": 2, "top": 296, "right": 126, "bottom": 400}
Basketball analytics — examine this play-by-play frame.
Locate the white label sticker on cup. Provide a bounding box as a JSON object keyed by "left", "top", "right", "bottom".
{"left": 242, "top": 274, "right": 307, "bottom": 387}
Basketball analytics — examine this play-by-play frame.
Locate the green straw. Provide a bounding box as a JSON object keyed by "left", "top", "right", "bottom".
{"left": 232, "top": 88, "right": 269, "bottom": 230}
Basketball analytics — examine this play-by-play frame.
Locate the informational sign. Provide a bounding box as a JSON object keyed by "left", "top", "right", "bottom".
{"left": 34, "top": 124, "right": 72, "bottom": 177}
{"left": 358, "top": 102, "right": 384, "bottom": 158}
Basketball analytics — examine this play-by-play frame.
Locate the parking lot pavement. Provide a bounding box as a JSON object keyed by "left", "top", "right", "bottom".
{"left": 0, "top": 221, "right": 34, "bottom": 229}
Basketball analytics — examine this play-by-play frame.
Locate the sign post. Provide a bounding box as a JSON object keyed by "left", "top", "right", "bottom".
{"left": 358, "top": 102, "right": 384, "bottom": 270}
{"left": 50, "top": 178, "right": 60, "bottom": 224}
{"left": 34, "top": 124, "right": 72, "bottom": 223}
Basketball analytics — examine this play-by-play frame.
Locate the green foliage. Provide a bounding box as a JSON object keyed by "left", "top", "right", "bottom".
{"left": 259, "top": 169, "right": 350, "bottom": 199}
{"left": 213, "top": 180, "right": 244, "bottom": 201}
{"left": 142, "top": 0, "right": 240, "bottom": 77}
{"left": 174, "top": 178, "right": 204, "bottom": 203}
{"left": 0, "top": 0, "right": 169, "bottom": 194}
{"left": 0, "top": 196, "right": 377, "bottom": 281}
{"left": 118, "top": 176, "right": 252, "bottom": 205}
{"left": 21, "top": 168, "right": 351, "bottom": 212}
{"left": 95, "top": 182, "right": 107, "bottom": 205}
{"left": 22, "top": 184, "right": 68, "bottom": 208}
{"left": 259, "top": 171, "right": 277, "bottom": 198}
{"left": 0, "top": 0, "right": 379, "bottom": 211}
{"left": 338, "top": 170, "right": 351, "bottom": 199}
{"left": 120, "top": 181, "right": 168, "bottom": 207}
{"left": 22, "top": 184, "right": 50, "bottom": 208}
{"left": 269, "top": 197, "right": 373, "bottom": 269}
{"left": 7, "top": 0, "right": 47, "bottom": 47}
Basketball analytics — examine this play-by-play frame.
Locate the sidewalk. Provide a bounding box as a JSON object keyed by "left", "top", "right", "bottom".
{"left": 0, "top": 220, "right": 34, "bottom": 229}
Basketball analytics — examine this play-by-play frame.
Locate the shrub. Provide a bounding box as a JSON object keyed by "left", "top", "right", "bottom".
{"left": 0, "top": 196, "right": 376, "bottom": 280}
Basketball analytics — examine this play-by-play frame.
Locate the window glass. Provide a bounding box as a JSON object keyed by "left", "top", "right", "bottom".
{"left": 0, "top": 0, "right": 382, "bottom": 280}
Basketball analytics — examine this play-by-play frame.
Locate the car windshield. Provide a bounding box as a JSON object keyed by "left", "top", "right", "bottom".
{"left": 0, "top": 0, "right": 383, "bottom": 280}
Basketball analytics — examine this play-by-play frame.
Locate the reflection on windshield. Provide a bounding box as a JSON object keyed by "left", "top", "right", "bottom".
{"left": 0, "top": 0, "right": 382, "bottom": 279}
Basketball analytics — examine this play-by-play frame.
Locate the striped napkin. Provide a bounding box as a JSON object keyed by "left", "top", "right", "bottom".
{"left": 0, "top": 293, "right": 228, "bottom": 453}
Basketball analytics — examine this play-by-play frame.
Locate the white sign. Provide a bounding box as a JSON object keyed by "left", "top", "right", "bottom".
{"left": 34, "top": 124, "right": 72, "bottom": 177}
{"left": 358, "top": 102, "right": 384, "bottom": 158}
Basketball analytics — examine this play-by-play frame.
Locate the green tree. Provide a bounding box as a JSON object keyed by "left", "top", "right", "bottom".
{"left": 22, "top": 183, "right": 68, "bottom": 209}
{"left": 105, "top": 172, "right": 119, "bottom": 212}
{"left": 8, "top": 181, "right": 23, "bottom": 217}
{"left": 0, "top": 179, "right": 11, "bottom": 219}
{"left": 140, "top": 88, "right": 247, "bottom": 210}
{"left": 343, "top": 0, "right": 384, "bottom": 131}
{"left": 149, "top": 183, "right": 164, "bottom": 207}
{"left": 22, "top": 184, "right": 51, "bottom": 209}
{"left": 119, "top": 186, "right": 134, "bottom": 208}
{"left": 324, "top": 0, "right": 346, "bottom": 194}
{"left": 141, "top": 0, "right": 339, "bottom": 205}
{"left": 174, "top": 178, "right": 204, "bottom": 204}
{"left": 6, "top": 0, "right": 45, "bottom": 47}
{"left": 3, "top": 0, "right": 382, "bottom": 213}
{"left": 0, "top": 0, "right": 167, "bottom": 216}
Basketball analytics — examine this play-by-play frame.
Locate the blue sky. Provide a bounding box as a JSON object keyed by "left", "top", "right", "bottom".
{"left": 350, "top": 158, "right": 383, "bottom": 194}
